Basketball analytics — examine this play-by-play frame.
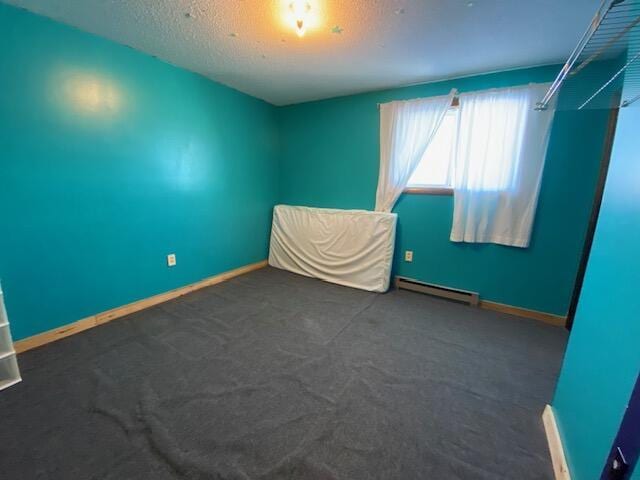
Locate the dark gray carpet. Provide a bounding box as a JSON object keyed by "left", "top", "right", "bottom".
{"left": 0, "top": 267, "right": 567, "bottom": 480}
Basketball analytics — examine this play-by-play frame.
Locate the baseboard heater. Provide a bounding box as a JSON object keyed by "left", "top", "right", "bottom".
{"left": 394, "top": 276, "right": 479, "bottom": 306}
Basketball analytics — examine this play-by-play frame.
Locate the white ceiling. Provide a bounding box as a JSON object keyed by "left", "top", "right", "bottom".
{"left": 5, "top": 0, "right": 600, "bottom": 105}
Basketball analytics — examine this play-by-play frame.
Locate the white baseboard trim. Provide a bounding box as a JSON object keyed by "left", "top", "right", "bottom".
{"left": 543, "top": 404, "right": 572, "bottom": 480}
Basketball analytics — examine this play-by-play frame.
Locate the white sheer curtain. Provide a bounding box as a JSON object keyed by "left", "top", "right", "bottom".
{"left": 375, "top": 89, "right": 457, "bottom": 212}
{"left": 450, "top": 83, "right": 555, "bottom": 247}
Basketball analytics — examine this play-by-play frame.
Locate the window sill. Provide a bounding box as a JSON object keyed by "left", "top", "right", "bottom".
{"left": 404, "top": 187, "right": 453, "bottom": 196}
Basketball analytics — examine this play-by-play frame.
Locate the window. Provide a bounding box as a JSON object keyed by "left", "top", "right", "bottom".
{"left": 379, "top": 83, "right": 554, "bottom": 247}
{"left": 405, "top": 93, "right": 528, "bottom": 194}
{"left": 406, "top": 108, "right": 458, "bottom": 194}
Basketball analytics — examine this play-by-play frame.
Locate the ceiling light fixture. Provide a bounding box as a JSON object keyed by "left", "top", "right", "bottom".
{"left": 289, "top": 0, "right": 311, "bottom": 37}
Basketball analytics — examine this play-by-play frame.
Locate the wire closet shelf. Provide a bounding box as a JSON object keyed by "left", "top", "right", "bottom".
{"left": 536, "top": 0, "right": 640, "bottom": 111}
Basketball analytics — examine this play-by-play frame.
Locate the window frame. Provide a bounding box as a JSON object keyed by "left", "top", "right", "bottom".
{"left": 404, "top": 97, "right": 459, "bottom": 196}
{"left": 404, "top": 186, "right": 454, "bottom": 195}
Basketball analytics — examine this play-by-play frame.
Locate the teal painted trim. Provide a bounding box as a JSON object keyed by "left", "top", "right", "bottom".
{"left": 0, "top": 4, "right": 279, "bottom": 340}
{"left": 552, "top": 105, "right": 640, "bottom": 480}
{"left": 276, "top": 66, "right": 612, "bottom": 315}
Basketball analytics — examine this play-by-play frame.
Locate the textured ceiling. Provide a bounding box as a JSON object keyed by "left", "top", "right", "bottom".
{"left": 4, "top": 0, "right": 600, "bottom": 105}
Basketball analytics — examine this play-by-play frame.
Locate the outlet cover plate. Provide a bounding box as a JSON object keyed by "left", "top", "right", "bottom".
{"left": 167, "top": 254, "right": 176, "bottom": 267}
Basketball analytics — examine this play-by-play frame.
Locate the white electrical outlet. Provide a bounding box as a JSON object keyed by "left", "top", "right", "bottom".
{"left": 167, "top": 253, "right": 176, "bottom": 267}
{"left": 405, "top": 250, "right": 413, "bottom": 262}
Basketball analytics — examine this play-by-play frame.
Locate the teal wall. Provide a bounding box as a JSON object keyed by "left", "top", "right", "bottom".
{"left": 277, "top": 66, "right": 612, "bottom": 316}
{"left": 0, "top": 4, "right": 279, "bottom": 340}
{"left": 0, "top": 2, "right": 616, "bottom": 343}
{"left": 552, "top": 103, "right": 640, "bottom": 479}
{"left": 3, "top": 4, "right": 637, "bottom": 477}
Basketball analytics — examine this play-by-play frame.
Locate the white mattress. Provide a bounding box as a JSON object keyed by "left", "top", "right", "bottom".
{"left": 268, "top": 205, "right": 397, "bottom": 292}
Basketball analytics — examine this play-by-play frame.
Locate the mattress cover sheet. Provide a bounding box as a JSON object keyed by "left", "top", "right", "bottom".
{"left": 268, "top": 205, "right": 397, "bottom": 292}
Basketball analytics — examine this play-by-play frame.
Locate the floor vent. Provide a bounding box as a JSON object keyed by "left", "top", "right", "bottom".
{"left": 394, "top": 276, "right": 479, "bottom": 306}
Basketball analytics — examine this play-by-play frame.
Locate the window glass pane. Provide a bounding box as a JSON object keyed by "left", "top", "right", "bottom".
{"left": 407, "top": 109, "right": 457, "bottom": 188}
